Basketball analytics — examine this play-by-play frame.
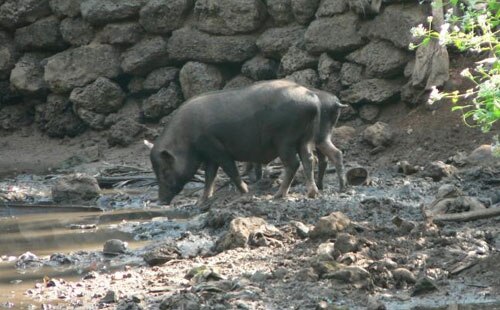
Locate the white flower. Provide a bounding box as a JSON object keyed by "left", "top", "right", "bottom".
{"left": 439, "top": 23, "right": 450, "bottom": 45}
{"left": 410, "top": 24, "right": 427, "bottom": 38}
{"left": 427, "top": 16, "right": 433, "bottom": 23}
{"left": 460, "top": 68, "right": 471, "bottom": 77}
{"left": 428, "top": 86, "right": 444, "bottom": 104}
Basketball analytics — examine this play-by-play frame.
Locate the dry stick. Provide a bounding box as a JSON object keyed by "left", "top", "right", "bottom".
{"left": 433, "top": 206, "right": 500, "bottom": 223}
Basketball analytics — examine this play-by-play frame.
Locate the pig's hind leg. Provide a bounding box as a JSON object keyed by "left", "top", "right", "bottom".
{"left": 273, "top": 144, "right": 300, "bottom": 199}
{"left": 317, "top": 141, "right": 345, "bottom": 191}
{"left": 200, "top": 161, "right": 219, "bottom": 202}
{"left": 316, "top": 151, "right": 327, "bottom": 190}
{"left": 299, "top": 141, "right": 319, "bottom": 198}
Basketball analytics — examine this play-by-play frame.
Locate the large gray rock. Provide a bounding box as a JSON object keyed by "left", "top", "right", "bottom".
{"left": 279, "top": 44, "right": 318, "bottom": 76}
{"left": 317, "top": 53, "right": 341, "bottom": 81}
{"left": 60, "top": 17, "right": 94, "bottom": 46}
{"left": 121, "top": 36, "right": 169, "bottom": 75}
{"left": 10, "top": 53, "right": 48, "bottom": 96}
{"left": 0, "top": 104, "right": 34, "bottom": 131}
{"left": 223, "top": 75, "right": 254, "bottom": 90}
{"left": 310, "top": 212, "right": 351, "bottom": 239}
{"left": 291, "top": 0, "right": 319, "bottom": 24}
{"left": 168, "top": 27, "right": 257, "bottom": 63}
{"left": 362, "top": 121, "right": 393, "bottom": 147}
{"left": 81, "top": 0, "right": 145, "bottom": 25}
{"left": 49, "top": 0, "right": 83, "bottom": 17}
{"left": 346, "top": 40, "right": 410, "bottom": 78}
{"left": 194, "top": 0, "right": 266, "bottom": 35}
{"left": 143, "top": 67, "right": 179, "bottom": 92}
{"left": 35, "top": 94, "right": 87, "bottom": 137}
{"left": 316, "top": 0, "right": 347, "bottom": 17}
{"left": 142, "top": 83, "right": 183, "bottom": 120}
{"left": 241, "top": 55, "right": 278, "bottom": 80}
{"left": 0, "top": 31, "right": 17, "bottom": 80}
{"left": 14, "top": 16, "right": 67, "bottom": 51}
{"left": 359, "top": 104, "right": 380, "bottom": 123}
{"left": 0, "top": 0, "right": 51, "bottom": 29}
{"left": 107, "top": 118, "right": 143, "bottom": 146}
{"left": 360, "top": 4, "right": 428, "bottom": 49}
{"left": 305, "top": 12, "right": 365, "bottom": 54}
{"left": 285, "top": 68, "right": 319, "bottom": 89}
{"left": 340, "top": 79, "right": 402, "bottom": 105}
{"left": 74, "top": 107, "right": 106, "bottom": 129}
{"left": 340, "top": 62, "right": 364, "bottom": 86}
{"left": 256, "top": 26, "right": 306, "bottom": 58}
{"left": 179, "top": 61, "right": 224, "bottom": 99}
{"left": 44, "top": 44, "right": 121, "bottom": 93}
{"left": 52, "top": 173, "right": 101, "bottom": 203}
{"left": 348, "top": 0, "right": 382, "bottom": 15}
{"left": 321, "top": 73, "right": 342, "bottom": 95}
{"left": 70, "top": 77, "right": 125, "bottom": 114}
{"left": 96, "top": 22, "right": 144, "bottom": 45}
{"left": 0, "top": 81, "right": 21, "bottom": 106}
{"left": 266, "top": 0, "right": 294, "bottom": 25}
{"left": 139, "top": 0, "right": 192, "bottom": 34}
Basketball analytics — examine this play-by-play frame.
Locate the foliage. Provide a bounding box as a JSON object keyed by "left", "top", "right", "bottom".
{"left": 410, "top": 0, "right": 500, "bottom": 133}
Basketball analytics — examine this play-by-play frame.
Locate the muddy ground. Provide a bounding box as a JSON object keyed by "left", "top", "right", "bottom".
{"left": 1, "top": 87, "right": 500, "bottom": 310}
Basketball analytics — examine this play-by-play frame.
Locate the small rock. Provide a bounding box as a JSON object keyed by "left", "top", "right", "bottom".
{"left": 391, "top": 216, "right": 416, "bottom": 234}
{"left": 467, "top": 144, "right": 497, "bottom": 164}
{"left": 241, "top": 55, "right": 278, "bottom": 80}
{"left": 333, "top": 233, "right": 359, "bottom": 255}
{"left": 49, "top": 253, "right": 72, "bottom": 265}
{"left": 362, "top": 121, "right": 393, "bottom": 148}
{"left": 15, "top": 251, "right": 42, "bottom": 269}
{"left": 289, "top": 220, "right": 310, "bottom": 238}
{"left": 179, "top": 61, "right": 224, "bottom": 99}
{"left": 359, "top": 104, "right": 380, "bottom": 123}
{"left": 423, "top": 161, "right": 458, "bottom": 181}
{"left": 317, "top": 242, "right": 335, "bottom": 259}
{"left": 310, "top": 212, "right": 351, "bottom": 239}
{"left": 159, "top": 292, "right": 201, "bottom": 310}
{"left": 325, "top": 266, "right": 372, "bottom": 289}
{"left": 367, "top": 297, "right": 386, "bottom": 310}
{"left": 103, "top": 239, "right": 128, "bottom": 255}
{"left": 52, "top": 173, "right": 100, "bottom": 203}
{"left": 143, "top": 245, "right": 181, "bottom": 266}
{"left": 272, "top": 267, "right": 288, "bottom": 280}
{"left": 251, "top": 271, "right": 270, "bottom": 283}
{"left": 392, "top": 268, "right": 417, "bottom": 285}
{"left": 295, "top": 267, "right": 319, "bottom": 282}
{"left": 107, "top": 118, "right": 143, "bottom": 147}
{"left": 101, "top": 290, "right": 117, "bottom": 304}
{"left": 411, "top": 276, "right": 438, "bottom": 296}
{"left": 398, "top": 160, "right": 418, "bottom": 175}
{"left": 436, "top": 184, "right": 462, "bottom": 199}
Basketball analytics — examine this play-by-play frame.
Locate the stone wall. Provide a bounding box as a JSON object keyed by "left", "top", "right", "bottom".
{"left": 0, "top": 0, "right": 431, "bottom": 144}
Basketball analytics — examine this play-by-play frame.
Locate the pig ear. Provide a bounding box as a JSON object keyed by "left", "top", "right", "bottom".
{"left": 160, "top": 150, "right": 175, "bottom": 165}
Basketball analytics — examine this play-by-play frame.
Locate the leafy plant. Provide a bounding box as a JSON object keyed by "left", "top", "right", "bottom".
{"left": 410, "top": 0, "right": 500, "bottom": 133}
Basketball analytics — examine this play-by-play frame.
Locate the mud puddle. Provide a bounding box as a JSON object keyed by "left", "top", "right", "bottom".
{"left": 0, "top": 207, "right": 188, "bottom": 307}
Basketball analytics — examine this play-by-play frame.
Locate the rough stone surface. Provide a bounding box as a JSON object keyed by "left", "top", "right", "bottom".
{"left": 60, "top": 17, "right": 95, "bottom": 46}
{"left": 14, "top": 16, "right": 67, "bottom": 51}
{"left": 168, "top": 27, "right": 257, "bottom": 63}
{"left": 346, "top": 40, "right": 410, "bottom": 78}
{"left": 423, "top": 161, "right": 458, "bottom": 181}
{"left": 0, "top": 80, "right": 21, "bottom": 106}
{"left": 75, "top": 108, "right": 106, "bottom": 129}
{"left": 317, "top": 53, "right": 341, "bottom": 81}
{"left": 10, "top": 53, "right": 48, "bottom": 96}
{"left": 107, "top": 118, "right": 143, "bottom": 146}
{"left": 285, "top": 68, "right": 319, "bottom": 89}
{"left": 305, "top": 12, "right": 365, "bottom": 54}
{"left": 310, "top": 212, "right": 351, "bottom": 239}
{"left": 241, "top": 55, "right": 279, "bottom": 80}
{"left": 278, "top": 44, "right": 318, "bottom": 76}
{"left": 266, "top": 0, "right": 294, "bottom": 25}
{"left": 81, "top": 0, "right": 145, "bottom": 25}
{"left": 256, "top": 26, "right": 306, "bottom": 58}
{"left": 179, "top": 61, "right": 224, "bottom": 99}
{"left": 316, "top": 0, "right": 347, "bottom": 17}
{"left": 0, "top": 103, "right": 34, "bottom": 131}
{"left": 340, "top": 62, "right": 364, "bottom": 86}
{"left": 44, "top": 44, "right": 121, "bottom": 93}
{"left": 142, "top": 83, "right": 183, "bottom": 120}
{"left": 139, "top": 0, "right": 192, "bottom": 34}
{"left": 96, "top": 22, "right": 144, "bottom": 45}
{"left": 52, "top": 173, "right": 100, "bottom": 203}
{"left": 360, "top": 3, "right": 428, "bottom": 49}
{"left": 334, "top": 233, "right": 359, "bottom": 255}
{"left": 215, "top": 217, "right": 280, "bottom": 252}
{"left": 49, "top": 0, "right": 83, "bottom": 18}
{"left": 143, "top": 245, "right": 181, "bottom": 266}
{"left": 340, "top": 79, "right": 402, "bottom": 105}
{"left": 35, "top": 94, "right": 86, "bottom": 137}
{"left": 0, "top": 0, "right": 52, "bottom": 29}
{"left": 320, "top": 73, "right": 342, "bottom": 95}
{"left": 121, "top": 36, "right": 169, "bottom": 75}
{"left": 223, "top": 75, "right": 255, "bottom": 90}
{"left": 291, "top": 0, "right": 320, "bottom": 25}
{"left": 194, "top": 0, "right": 266, "bottom": 35}
{"left": 331, "top": 126, "right": 356, "bottom": 150}
{"left": 70, "top": 77, "right": 125, "bottom": 114}
{"left": 0, "top": 31, "right": 17, "bottom": 80}
{"left": 362, "top": 121, "right": 393, "bottom": 147}
{"left": 143, "top": 67, "right": 179, "bottom": 92}
{"left": 359, "top": 104, "right": 380, "bottom": 123}
{"left": 103, "top": 239, "right": 127, "bottom": 255}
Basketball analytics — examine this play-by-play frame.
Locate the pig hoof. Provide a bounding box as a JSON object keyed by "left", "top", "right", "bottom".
{"left": 307, "top": 187, "right": 319, "bottom": 198}
{"left": 273, "top": 192, "right": 285, "bottom": 199}
{"left": 240, "top": 182, "right": 249, "bottom": 193}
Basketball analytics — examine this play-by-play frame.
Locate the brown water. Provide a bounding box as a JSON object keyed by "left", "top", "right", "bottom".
{"left": 0, "top": 207, "right": 179, "bottom": 307}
